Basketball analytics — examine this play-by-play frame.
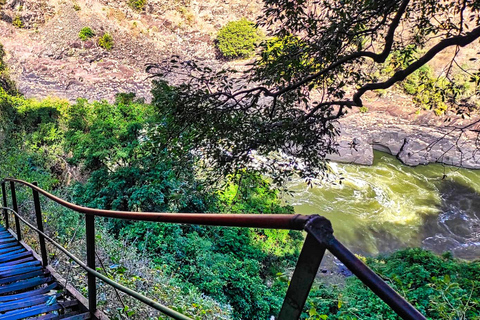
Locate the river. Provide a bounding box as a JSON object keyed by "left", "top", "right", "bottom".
{"left": 288, "top": 151, "right": 480, "bottom": 260}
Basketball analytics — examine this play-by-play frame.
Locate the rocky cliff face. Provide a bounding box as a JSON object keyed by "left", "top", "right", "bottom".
{"left": 0, "top": 0, "right": 261, "bottom": 101}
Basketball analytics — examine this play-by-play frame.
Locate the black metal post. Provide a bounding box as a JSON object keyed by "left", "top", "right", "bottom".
{"left": 10, "top": 181, "right": 21, "bottom": 241}
{"left": 86, "top": 214, "right": 97, "bottom": 313}
{"left": 278, "top": 233, "right": 327, "bottom": 319}
{"left": 2, "top": 181, "right": 9, "bottom": 229}
{"left": 32, "top": 182, "right": 48, "bottom": 267}
{"left": 305, "top": 215, "right": 426, "bottom": 320}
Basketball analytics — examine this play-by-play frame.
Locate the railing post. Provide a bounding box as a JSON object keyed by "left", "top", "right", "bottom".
{"left": 10, "top": 181, "right": 21, "bottom": 241}
{"left": 2, "top": 181, "right": 9, "bottom": 229}
{"left": 305, "top": 216, "right": 427, "bottom": 320}
{"left": 32, "top": 182, "right": 48, "bottom": 267}
{"left": 278, "top": 220, "right": 327, "bottom": 320}
{"left": 86, "top": 214, "right": 97, "bottom": 313}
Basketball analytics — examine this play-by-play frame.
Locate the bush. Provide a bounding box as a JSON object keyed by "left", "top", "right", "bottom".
{"left": 79, "top": 27, "right": 95, "bottom": 41}
{"left": 12, "top": 15, "right": 23, "bottom": 28}
{"left": 128, "top": 0, "right": 147, "bottom": 11}
{"left": 381, "top": 46, "right": 475, "bottom": 115}
{"left": 306, "top": 248, "right": 480, "bottom": 319}
{"left": 216, "top": 19, "right": 262, "bottom": 59}
{"left": 98, "top": 33, "right": 113, "bottom": 50}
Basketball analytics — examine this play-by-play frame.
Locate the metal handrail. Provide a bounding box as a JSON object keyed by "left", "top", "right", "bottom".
{"left": 5, "top": 178, "right": 308, "bottom": 230}
{"left": 0, "top": 178, "right": 427, "bottom": 320}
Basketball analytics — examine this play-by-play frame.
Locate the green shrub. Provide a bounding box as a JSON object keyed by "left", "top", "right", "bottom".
{"left": 0, "top": 43, "right": 6, "bottom": 72}
{"left": 12, "top": 15, "right": 23, "bottom": 28}
{"left": 306, "top": 248, "right": 480, "bottom": 319}
{"left": 0, "top": 44, "right": 17, "bottom": 95}
{"left": 359, "top": 106, "right": 368, "bottom": 113}
{"left": 381, "top": 46, "right": 474, "bottom": 115}
{"left": 128, "top": 0, "right": 147, "bottom": 11}
{"left": 254, "top": 35, "right": 319, "bottom": 86}
{"left": 216, "top": 19, "right": 262, "bottom": 59}
{"left": 73, "top": 4, "right": 81, "bottom": 11}
{"left": 98, "top": 33, "right": 113, "bottom": 50}
{"left": 79, "top": 27, "right": 95, "bottom": 41}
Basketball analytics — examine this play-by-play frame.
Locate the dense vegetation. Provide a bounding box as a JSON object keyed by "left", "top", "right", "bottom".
{"left": 307, "top": 249, "right": 480, "bottom": 319}
{"left": 0, "top": 77, "right": 302, "bottom": 318}
{"left": 2, "top": 76, "right": 480, "bottom": 319}
{"left": 98, "top": 33, "right": 114, "bottom": 50}
{"left": 79, "top": 27, "right": 95, "bottom": 41}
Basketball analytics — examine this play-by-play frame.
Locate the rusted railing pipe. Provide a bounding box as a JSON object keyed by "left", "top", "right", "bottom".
{"left": 4, "top": 178, "right": 309, "bottom": 230}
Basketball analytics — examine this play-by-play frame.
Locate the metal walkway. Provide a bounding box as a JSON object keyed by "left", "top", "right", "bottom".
{"left": 0, "top": 224, "right": 89, "bottom": 320}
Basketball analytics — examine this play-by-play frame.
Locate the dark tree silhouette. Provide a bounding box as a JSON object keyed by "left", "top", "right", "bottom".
{"left": 147, "top": 0, "right": 480, "bottom": 183}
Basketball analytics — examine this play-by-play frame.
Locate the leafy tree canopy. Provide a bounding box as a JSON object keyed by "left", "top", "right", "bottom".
{"left": 147, "top": 0, "right": 480, "bottom": 184}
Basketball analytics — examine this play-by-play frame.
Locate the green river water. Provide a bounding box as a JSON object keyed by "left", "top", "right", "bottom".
{"left": 288, "top": 151, "right": 480, "bottom": 260}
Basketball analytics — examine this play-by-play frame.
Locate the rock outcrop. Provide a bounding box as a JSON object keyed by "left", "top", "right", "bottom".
{"left": 329, "top": 104, "right": 480, "bottom": 169}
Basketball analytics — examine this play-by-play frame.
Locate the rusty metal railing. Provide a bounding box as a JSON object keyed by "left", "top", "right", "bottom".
{"left": 1, "top": 178, "right": 427, "bottom": 320}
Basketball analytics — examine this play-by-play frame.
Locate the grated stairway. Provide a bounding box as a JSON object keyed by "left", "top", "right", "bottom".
{"left": 0, "top": 224, "right": 90, "bottom": 320}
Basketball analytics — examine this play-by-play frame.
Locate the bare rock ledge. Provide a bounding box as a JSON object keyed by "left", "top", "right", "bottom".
{"left": 328, "top": 115, "right": 480, "bottom": 169}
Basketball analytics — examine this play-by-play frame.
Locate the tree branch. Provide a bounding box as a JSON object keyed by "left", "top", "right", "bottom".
{"left": 353, "top": 25, "right": 480, "bottom": 106}
{"left": 251, "top": 0, "right": 410, "bottom": 99}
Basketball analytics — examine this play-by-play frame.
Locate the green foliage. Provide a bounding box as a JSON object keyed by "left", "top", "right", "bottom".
{"left": 216, "top": 19, "right": 262, "bottom": 59}
{"left": 79, "top": 27, "right": 95, "bottom": 41}
{"left": 305, "top": 249, "right": 480, "bottom": 319}
{"left": 73, "top": 4, "right": 81, "bottom": 11}
{"left": 0, "top": 43, "right": 5, "bottom": 73}
{"left": 254, "top": 35, "right": 319, "bottom": 86}
{"left": 0, "top": 88, "right": 18, "bottom": 135}
{"left": 128, "top": 0, "right": 147, "bottom": 11}
{"left": 65, "top": 93, "right": 299, "bottom": 318}
{"left": 359, "top": 106, "right": 368, "bottom": 113}
{"left": 65, "top": 97, "right": 150, "bottom": 172}
{"left": 214, "top": 170, "right": 294, "bottom": 214}
{"left": 381, "top": 46, "right": 476, "bottom": 115}
{"left": 98, "top": 33, "right": 114, "bottom": 50}
{"left": 0, "top": 44, "right": 17, "bottom": 94}
{"left": 0, "top": 89, "right": 68, "bottom": 188}
{"left": 65, "top": 96, "right": 210, "bottom": 215}
{"left": 12, "top": 15, "right": 23, "bottom": 28}
{"left": 117, "top": 180, "right": 300, "bottom": 319}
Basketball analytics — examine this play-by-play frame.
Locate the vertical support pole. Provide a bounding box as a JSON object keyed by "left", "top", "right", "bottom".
{"left": 10, "top": 181, "right": 21, "bottom": 241}
{"left": 278, "top": 233, "right": 327, "bottom": 320}
{"left": 86, "top": 214, "right": 97, "bottom": 313}
{"left": 32, "top": 182, "right": 48, "bottom": 267}
{"left": 2, "top": 182, "right": 9, "bottom": 229}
